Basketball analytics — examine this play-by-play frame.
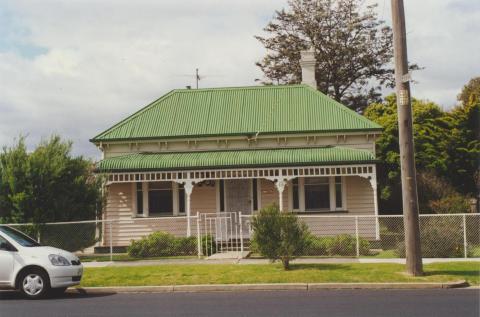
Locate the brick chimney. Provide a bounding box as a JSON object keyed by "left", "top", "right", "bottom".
{"left": 300, "top": 48, "right": 317, "bottom": 88}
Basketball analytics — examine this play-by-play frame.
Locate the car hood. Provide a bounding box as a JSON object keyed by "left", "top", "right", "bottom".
{"left": 21, "top": 246, "right": 79, "bottom": 261}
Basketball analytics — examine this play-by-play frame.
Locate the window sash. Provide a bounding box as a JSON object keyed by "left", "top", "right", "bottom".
{"left": 294, "top": 177, "right": 345, "bottom": 212}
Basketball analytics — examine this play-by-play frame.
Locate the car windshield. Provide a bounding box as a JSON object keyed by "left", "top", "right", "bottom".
{"left": 0, "top": 226, "right": 41, "bottom": 247}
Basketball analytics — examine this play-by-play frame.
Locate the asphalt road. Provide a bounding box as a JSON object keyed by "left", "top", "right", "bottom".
{"left": 0, "top": 289, "right": 478, "bottom": 317}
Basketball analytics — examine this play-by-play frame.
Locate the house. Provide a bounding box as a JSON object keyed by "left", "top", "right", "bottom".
{"left": 91, "top": 50, "right": 382, "bottom": 248}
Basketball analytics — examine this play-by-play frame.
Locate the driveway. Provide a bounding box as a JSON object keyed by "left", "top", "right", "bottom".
{"left": 1, "top": 289, "right": 478, "bottom": 317}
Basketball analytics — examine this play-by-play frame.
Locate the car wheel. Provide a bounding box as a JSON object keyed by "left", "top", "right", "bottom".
{"left": 19, "top": 269, "right": 50, "bottom": 299}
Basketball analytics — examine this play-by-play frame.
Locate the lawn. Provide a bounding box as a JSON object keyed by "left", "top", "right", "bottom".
{"left": 80, "top": 261, "right": 480, "bottom": 287}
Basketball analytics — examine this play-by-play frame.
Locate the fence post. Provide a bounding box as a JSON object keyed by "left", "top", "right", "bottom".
{"left": 463, "top": 214, "right": 468, "bottom": 259}
{"left": 37, "top": 226, "right": 42, "bottom": 244}
{"left": 196, "top": 212, "right": 202, "bottom": 258}
{"left": 239, "top": 212, "right": 244, "bottom": 253}
{"left": 355, "top": 216, "right": 360, "bottom": 258}
{"left": 109, "top": 221, "right": 113, "bottom": 262}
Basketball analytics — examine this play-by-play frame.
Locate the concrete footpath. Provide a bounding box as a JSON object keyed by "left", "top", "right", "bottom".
{"left": 82, "top": 257, "right": 480, "bottom": 268}
{"left": 70, "top": 280, "right": 470, "bottom": 294}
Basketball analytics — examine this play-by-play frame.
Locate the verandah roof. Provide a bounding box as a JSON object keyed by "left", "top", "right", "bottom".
{"left": 96, "top": 146, "right": 377, "bottom": 172}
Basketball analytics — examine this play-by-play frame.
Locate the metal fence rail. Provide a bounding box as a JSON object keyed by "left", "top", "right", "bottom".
{"left": 3, "top": 213, "right": 479, "bottom": 261}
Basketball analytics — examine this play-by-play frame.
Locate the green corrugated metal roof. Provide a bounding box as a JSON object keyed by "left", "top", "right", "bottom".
{"left": 97, "top": 146, "right": 376, "bottom": 172}
{"left": 91, "top": 85, "right": 381, "bottom": 142}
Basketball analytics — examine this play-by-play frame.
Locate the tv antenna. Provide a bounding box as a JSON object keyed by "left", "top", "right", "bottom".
{"left": 174, "top": 68, "right": 224, "bottom": 89}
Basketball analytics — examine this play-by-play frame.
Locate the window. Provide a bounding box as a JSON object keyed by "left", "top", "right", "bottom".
{"left": 304, "top": 177, "right": 330, "bottom": 210}
{"left": 0, "top": 226, "right": 40, "bottom": 247}
{"left": 335, "top": 176, "right": 343, "bottom": 209}
{"left": 252, "top": 179, "right": 258, "bottom": 211}
{"left": 178, "top": 184, "right": 185, "bottom": 214}
{"left": 148, "top": 182, "right": 173, "bottom": 215}
{"left": 136, "top": 183, "right": 143, "bottom": 215}
{"left": 294, "top": 177, "right": 345, "bottom": 212}
{"left": 292, "top": 178, "right": 299, "bottom": 210}
{"left": 219, "top": 180, "right": 225, "bottom": 212}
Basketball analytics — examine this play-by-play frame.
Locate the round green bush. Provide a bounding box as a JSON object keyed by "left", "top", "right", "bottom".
{"left": 128, "top": 232, "right": 198, "bottom": 258}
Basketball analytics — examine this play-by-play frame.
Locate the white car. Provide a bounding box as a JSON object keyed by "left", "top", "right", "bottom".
{"left": 0, "top": 225, "right": 83, "bottom": 299}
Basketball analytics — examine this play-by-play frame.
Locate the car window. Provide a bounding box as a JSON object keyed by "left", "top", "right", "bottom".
{"left": 0, "top": 226, "right": 41, "bottom": 247}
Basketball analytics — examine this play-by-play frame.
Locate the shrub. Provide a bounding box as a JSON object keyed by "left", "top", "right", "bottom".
{"left": 395, "top": 217, "right": 464, "bottom": 258}
{"left": 304, "top": 236, "right": 332, "bottom": 256}
{"left": 175, "top": 236, "right": 197, "bottom": 255}
{"left": 201, "top": 235, "right": 217, "bottom": 256}
{"left": 429, "top": 194, "right": 470, "bottom": 214}
{"left": 40, "top": 223, "right": 98, "bottom": 252}
{"left": 304, "top": 234, "right": 370, "bottom": 256}
{"left": 128, "top": 232, "right": 198, "bottom": 258}
{"left": 328, "top": 234, "right": 370, "bottom": 256}
{"left": 379, "top": 231, "right": 404, "bottom": 250}
{"left": 251, "top": 204, "right": 309, "bottom": 269}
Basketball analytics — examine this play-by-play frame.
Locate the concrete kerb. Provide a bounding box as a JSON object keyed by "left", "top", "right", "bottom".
{"left": 70, "top": 280, "right": 469, "bottom": 294}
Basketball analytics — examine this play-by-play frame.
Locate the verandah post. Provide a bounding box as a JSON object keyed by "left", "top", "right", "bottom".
{"left": 184, "top": 180, "right": 194, "bottom": 237}
{"left": 275, "top": 179, "right": 286, "bottom": 211}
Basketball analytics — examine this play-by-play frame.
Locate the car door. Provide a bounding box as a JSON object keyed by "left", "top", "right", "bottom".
{"left": 0, "top": 235, "right": 15, "bottom": 285}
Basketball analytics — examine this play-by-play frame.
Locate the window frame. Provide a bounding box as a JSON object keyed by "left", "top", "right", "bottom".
{"left": 290, "top": 176, "right": 347, "bottom": 213}
{"left": 132, "top": 181, "right": 185, "bottom": 217}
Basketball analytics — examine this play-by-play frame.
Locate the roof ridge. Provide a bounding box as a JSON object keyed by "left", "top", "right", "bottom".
{"left": 302, "top": 85, "right": 382, "bottom": 128}
{"left": 172, "top": 84, "right": 306, "bottom": 93}
{"left": 90, "top": 90, "right": 177, "bottom": 141}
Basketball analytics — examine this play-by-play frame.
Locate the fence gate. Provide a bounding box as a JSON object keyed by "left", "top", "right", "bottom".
{"left": 199, "top": 212, "right": 245, "bottom": 255}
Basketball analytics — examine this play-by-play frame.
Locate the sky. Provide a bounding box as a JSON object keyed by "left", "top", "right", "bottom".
{"left": 0, "top": 0, "right": 478, "bottom": 159}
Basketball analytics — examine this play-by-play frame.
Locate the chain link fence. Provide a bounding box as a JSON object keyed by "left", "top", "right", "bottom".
{"left": 3, "top": 213, "right": 479, "bottom": 261}
{"left": 240, "top": 213, "right": 480, "bottom": 258}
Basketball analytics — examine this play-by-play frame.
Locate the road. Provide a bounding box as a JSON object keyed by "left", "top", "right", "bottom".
{"left": 0, "top": 289, "right": 478, "bottom": 317}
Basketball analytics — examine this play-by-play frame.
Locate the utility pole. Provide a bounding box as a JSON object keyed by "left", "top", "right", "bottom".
{"left": 391, "top": 0, "right": 423, "bottom": 276}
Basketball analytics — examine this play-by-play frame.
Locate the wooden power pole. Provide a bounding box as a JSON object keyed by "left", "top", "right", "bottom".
{"left": 391, "top": 0, "right": 423, "bottom": 276}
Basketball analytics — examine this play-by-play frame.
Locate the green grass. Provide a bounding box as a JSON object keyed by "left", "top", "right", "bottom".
{"left": 365, "top": 249, "right": 398, "bottom": 258}
{"left": 80, "top": 262, "right": 480, "bottom": 287}
{"left": 470, "top": 246, "right": 480, "bottom": 257}
{"left": 79, "top": 254, "right": 198, "bottom": 262}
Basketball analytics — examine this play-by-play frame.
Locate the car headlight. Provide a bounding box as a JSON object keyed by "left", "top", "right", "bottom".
{"left": 48, "top": 254, "right": 71, "bottom": 266}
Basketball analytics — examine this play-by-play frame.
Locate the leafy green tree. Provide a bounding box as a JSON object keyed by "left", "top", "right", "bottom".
{"left": 0, "top": 136, "right": 103, "bottom": 224}
{"left": 364, "top": 95, "right": 450, "bottom": 212}
{"left": 444, "top": 77, "right": 480, "bottom": 196}
{"left": 251, "top": 204, "right": 310, "bottom": 269}
{"left": 255, "top": 0, "right": 419, "bottom": 111}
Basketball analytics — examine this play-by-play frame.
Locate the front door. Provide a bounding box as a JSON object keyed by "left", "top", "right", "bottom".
{"left": 225, "top": 179, "right": 252, "bottom": 214}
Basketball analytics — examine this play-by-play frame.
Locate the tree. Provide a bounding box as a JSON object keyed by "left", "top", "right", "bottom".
{"left": 444, "top": 77, "right": 480, "bottom": 196}
{"left": 0, "top": 136, "right": 103, "bottom": 224}
{"left": 364, "top": 95, "right": 450, "bottom": 212}
{"left": 255, "top": 0, "right": 413, "bottom": 111}
{"left": 364, "top": 76, "right": 480, "bottom": 214}
{"left": 251, "top": 204, "right": 310, "bottom": 270}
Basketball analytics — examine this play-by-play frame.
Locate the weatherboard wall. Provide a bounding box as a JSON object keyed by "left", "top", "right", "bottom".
{"left": 103, "top": 177, "right": 376, "bottom": 247}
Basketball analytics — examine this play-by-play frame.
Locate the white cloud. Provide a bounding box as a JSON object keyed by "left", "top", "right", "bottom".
{"left": 0, "top": 0, "right": 478, "bottom": 158}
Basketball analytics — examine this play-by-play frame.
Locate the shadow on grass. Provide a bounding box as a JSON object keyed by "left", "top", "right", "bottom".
{"left": 287, "top": 263, "right": 351, "bottom": 271}
{"left": 424, "top": 270, "right": 480, "bottom": 279}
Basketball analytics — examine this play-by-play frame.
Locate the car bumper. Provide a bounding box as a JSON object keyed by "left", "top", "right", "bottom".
{"left": 48, "top": 265, "right": 83, "bottom": 288}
